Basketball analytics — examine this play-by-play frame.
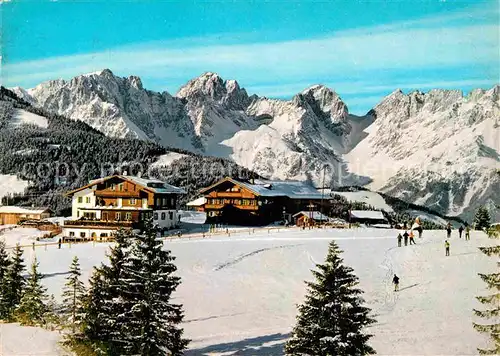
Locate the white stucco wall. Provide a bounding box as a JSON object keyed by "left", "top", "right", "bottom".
{"left": 62, "top": 227, "right": 116, "bottom": 240}
{"left": 72, "top": 188, "right": 96, "bottom": 219}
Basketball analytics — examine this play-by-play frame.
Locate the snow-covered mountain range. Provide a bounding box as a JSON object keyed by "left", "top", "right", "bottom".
{"left": 12, "top": 70, "right": 499, "bottom": 221}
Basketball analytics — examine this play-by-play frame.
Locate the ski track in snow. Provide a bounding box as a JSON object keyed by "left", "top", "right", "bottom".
{"left": 214, "top": 244, "right": 301, "bottom": 271}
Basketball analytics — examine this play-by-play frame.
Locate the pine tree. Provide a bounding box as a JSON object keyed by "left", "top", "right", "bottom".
{"left": 0, "top": 239, "right": 9, "bottom": 281}
{"left": 0, "top": 239, "right": 11, "bottom": 319}
{"left": 473, "top": 227, "right": 500, "bottom": 355}
{"left": 474, "top": 206, "right": 491, "bottom": 231}
{"left": 1, "top": 244, "right": 26, "bottom": 320}
{"left": 118, "top": 220, "right": 189, "bottom": 355}
{"left": 15, "top": 257, "right": 49, "bottom": 325}
{"left": 62, "top": 256, "right": 86, "bottom": 334}
{"left": 82, "top": 229, "right": 133, "bottom": 355}
{"left": 285, "top": 241, "right": 376, "bottom": 355}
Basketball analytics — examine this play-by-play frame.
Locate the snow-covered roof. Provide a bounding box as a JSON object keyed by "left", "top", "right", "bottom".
{"left": 124, "top": 175, "right": 186, "bottom": 194}
{"left": 292, "top": 211, "right": 330, "bottom": 221}
{"left": 0, "top": 206, "right": 50, "bottom": 215}
{"left": 186, "top": 197, "right": 206, "bottom": 206}
{"left": 68, "top": 175, "right": 185, "bottom": 195}
{"left": 349, "top": 210, "right": 386, "bottom": 220}
{"left": 202, "top": 177, "right": 323, "bottom": 200}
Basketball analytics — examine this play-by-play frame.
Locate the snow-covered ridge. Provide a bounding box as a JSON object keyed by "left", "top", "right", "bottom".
{"left": 10, "top": 71, "right": 499, "bottom": 220}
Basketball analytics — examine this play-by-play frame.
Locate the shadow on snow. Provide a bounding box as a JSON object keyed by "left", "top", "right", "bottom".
{"left": 185, "top": 332, "right": 290, "bottom": 355}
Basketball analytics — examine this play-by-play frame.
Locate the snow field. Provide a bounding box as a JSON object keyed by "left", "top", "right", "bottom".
{"left": 10, "top": 109, "right": 49, "bottom": 129}
{"left": 1, "top": 228, "right": 496, "bottom": 355}
{"left": 0, "top": 175, "right": 29, "bottom": 200}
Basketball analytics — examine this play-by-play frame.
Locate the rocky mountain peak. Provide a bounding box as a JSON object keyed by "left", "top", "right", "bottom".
{"left": 176, "top": 72, "right": 250, "bottom": 110}
{"left": 293, "top": 84, "right": 349, "bottom": 124}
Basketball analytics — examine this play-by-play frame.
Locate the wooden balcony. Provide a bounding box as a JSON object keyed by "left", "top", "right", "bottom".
{"left": 64, "top": 220, "right": 141, "bottom": 229}
{"left": 204, "top": 204, "right": 259, "bottom": 211}
{"left": 95, "top": 190, "right": 141, "bottom": 198}
{"left": 213, "top": 191, "right": 244, "bottom": 198}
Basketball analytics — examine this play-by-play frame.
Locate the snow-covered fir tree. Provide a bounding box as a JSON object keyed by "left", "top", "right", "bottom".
{"left": 82, "top": 267, "right": 110, "bottom": 351}
{"left": 285, "top": 241, "right": 376, "bottom": 356}
{"left": 118, "top": 220, "right": 189, "bottom": 355}
{"left": 82, "top": 229, "right": 133, "bottom": 355}
{"left": 15, "top": 257, "right": 49, "bottom": 325}
{"left": 474, "top": 206, "right": 491, "bottom": 231}
{"left": 473, "top": 226, "right": 500, "bottom": 355}
{"left": 0, "top": 239, "right": 11, "bottom": 319}
{"left": 1, "top": 243, "right": 25, "bottom": 320}
{"left": 0, "top": 239, "right": 9, "bottom": 281}
{"left": 62, "top": 256, "right": 86, "bottom": 334}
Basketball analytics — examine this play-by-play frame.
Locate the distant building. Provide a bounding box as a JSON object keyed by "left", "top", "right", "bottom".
{"left": 293, "top": 211, "right": 330, "bottom": 227}
{"left": 349, "top": 210, "right": 388, "bottom": 226}
{"left": 200, "top": 177, "right": 324, "bottom": 226}
{"left": 0, "top": 206, "right": 52, "bottom": 225}
{"left": 63, "top": 175, "right": 185, "bottom": 240}
{"left": 185, "top": 197, "right": 206, "bottom": 212}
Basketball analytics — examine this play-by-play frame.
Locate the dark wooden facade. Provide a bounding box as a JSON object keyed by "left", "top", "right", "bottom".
{"left": 201, "top": 178, "right": 324, "bottom": 226}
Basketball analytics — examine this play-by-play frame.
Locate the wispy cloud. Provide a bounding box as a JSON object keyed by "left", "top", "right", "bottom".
{"left": 2, "top": 3, "right": 498, "bottom": 114}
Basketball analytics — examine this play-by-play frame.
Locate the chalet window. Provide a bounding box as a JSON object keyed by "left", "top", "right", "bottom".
{"left": 162, "top": 197, "right": 168, "bottom": 206}
{"left": 119, "top": 184, "right": 124, "bottom": 192}
{"left": 130, "top": 198, "right": 136, "bottom": 205}
{"left": 125, "top": 212, "right": 132, "bottom": 221}
{"left": 110, "top": 183, "right": 116, "bottom": 191}
{"left": 169, "top": 212, "right": 173, "bottom": 220}
{"left": 100, "top": 233, "right": 108, "bottom": 237}
{"left": 161, "top": 212, "right": 166, "bottom": 220}
{"left": 154, "top": 213, "right": 159, "bottom": 220}
{"left": 69, "top": 231, "right": 75, "bottom": 237}
{"left": 77, "top": 211, "right": 80, "bottom": 218}
{"left": 156, "top": 198, "right": 161, "bottom": 206}
{"left": 103, "top": 212, "right": 108, "bottom": 221}
{"left": 171, "top": 198, "right": 175, "bottom": 207}
{"left": 115, "top": 212, "right": 121, "bottom": 221}
{"left": 80, "top": 232, "right": 86, "bottom": 238}
{"left": 85, "top": 197, "right": 91, "bottom": 203}
{"left": 77, "top": 197, "right": 83, "bottom": 203}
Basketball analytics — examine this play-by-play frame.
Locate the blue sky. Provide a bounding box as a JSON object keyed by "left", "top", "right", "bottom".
{"left": 2, "top": 0, "right": 499, "bottom": 114}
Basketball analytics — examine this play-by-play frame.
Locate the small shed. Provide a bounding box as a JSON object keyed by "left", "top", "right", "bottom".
{"left": 0, "top": 206, "right": 52, "bottom": 225}
{"left": 293, "top": 211, "right": 330, "bottom": 226}
{"left": 349, "top": 210, "right": 387, "bottom": 226}
{"left": 185, "top": 197, "right": 206, "bottom": 211}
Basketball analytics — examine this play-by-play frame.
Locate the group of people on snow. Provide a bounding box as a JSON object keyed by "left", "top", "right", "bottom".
{"left": 392, "top": 220, "right": 473, "bottom": 291}
{"left": 397, "top": 228, "right": 419, "bottom": 247}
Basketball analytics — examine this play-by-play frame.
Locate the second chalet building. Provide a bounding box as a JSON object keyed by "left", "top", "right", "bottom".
{"left": 200, "top": 177, "right": 325, "bottom": 226}
{"left": 63, "top": 174, "right": 185, "bottom": 240}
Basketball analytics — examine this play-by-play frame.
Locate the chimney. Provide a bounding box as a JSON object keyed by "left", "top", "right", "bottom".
{"left": 123, "top": 170, "right": 128, "bottom": 176}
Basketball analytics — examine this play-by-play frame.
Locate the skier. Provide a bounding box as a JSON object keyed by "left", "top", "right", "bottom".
{"left": 445, "top": 240, "right": 450, "bottom": 256}
{"left": 446, "top": 223, "right": 452, "bottom": 239}
{"left": 392, "top": 274, "right": 400, "bottom": 292}
{"left": 409, "top": 231, "right": 416, "bottom": 245}
{"left": 458, "top": 225, "right": 464, "bottom": 238}
{"left": 417, "top": 225, "right": 423, "bottom": 239}
{"left": 58, "top": 238, "right": 61, "bottom": 249}
{"left": 403, "top": 231, "right": 409, "bottom": 246}
{"left": 465, "top": 225, "right": 471, "bottom": 241}
{"left": 397, "top": 233, "right": 402, "bottom": 247}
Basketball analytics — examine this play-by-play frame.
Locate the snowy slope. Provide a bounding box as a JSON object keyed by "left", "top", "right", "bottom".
{"left": 330, "top": 190, "right": 394, "bottom": 212}
{"left": 0, "top": 323, "right": 70, "bottom": 356}
{"left": 10, "top": 109, "right": 49, "bottom": 128}
{"left": 150, "top": 152, "right": 189, "bottom": 168}
{"left": 9, "top": 227, "right": 496, "bottom": 355}
{"left": 0, "top": 174, "right": 29, "bottom": 200}
{"left": 346, "top": 86, "right": 500, "bottom": 221}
